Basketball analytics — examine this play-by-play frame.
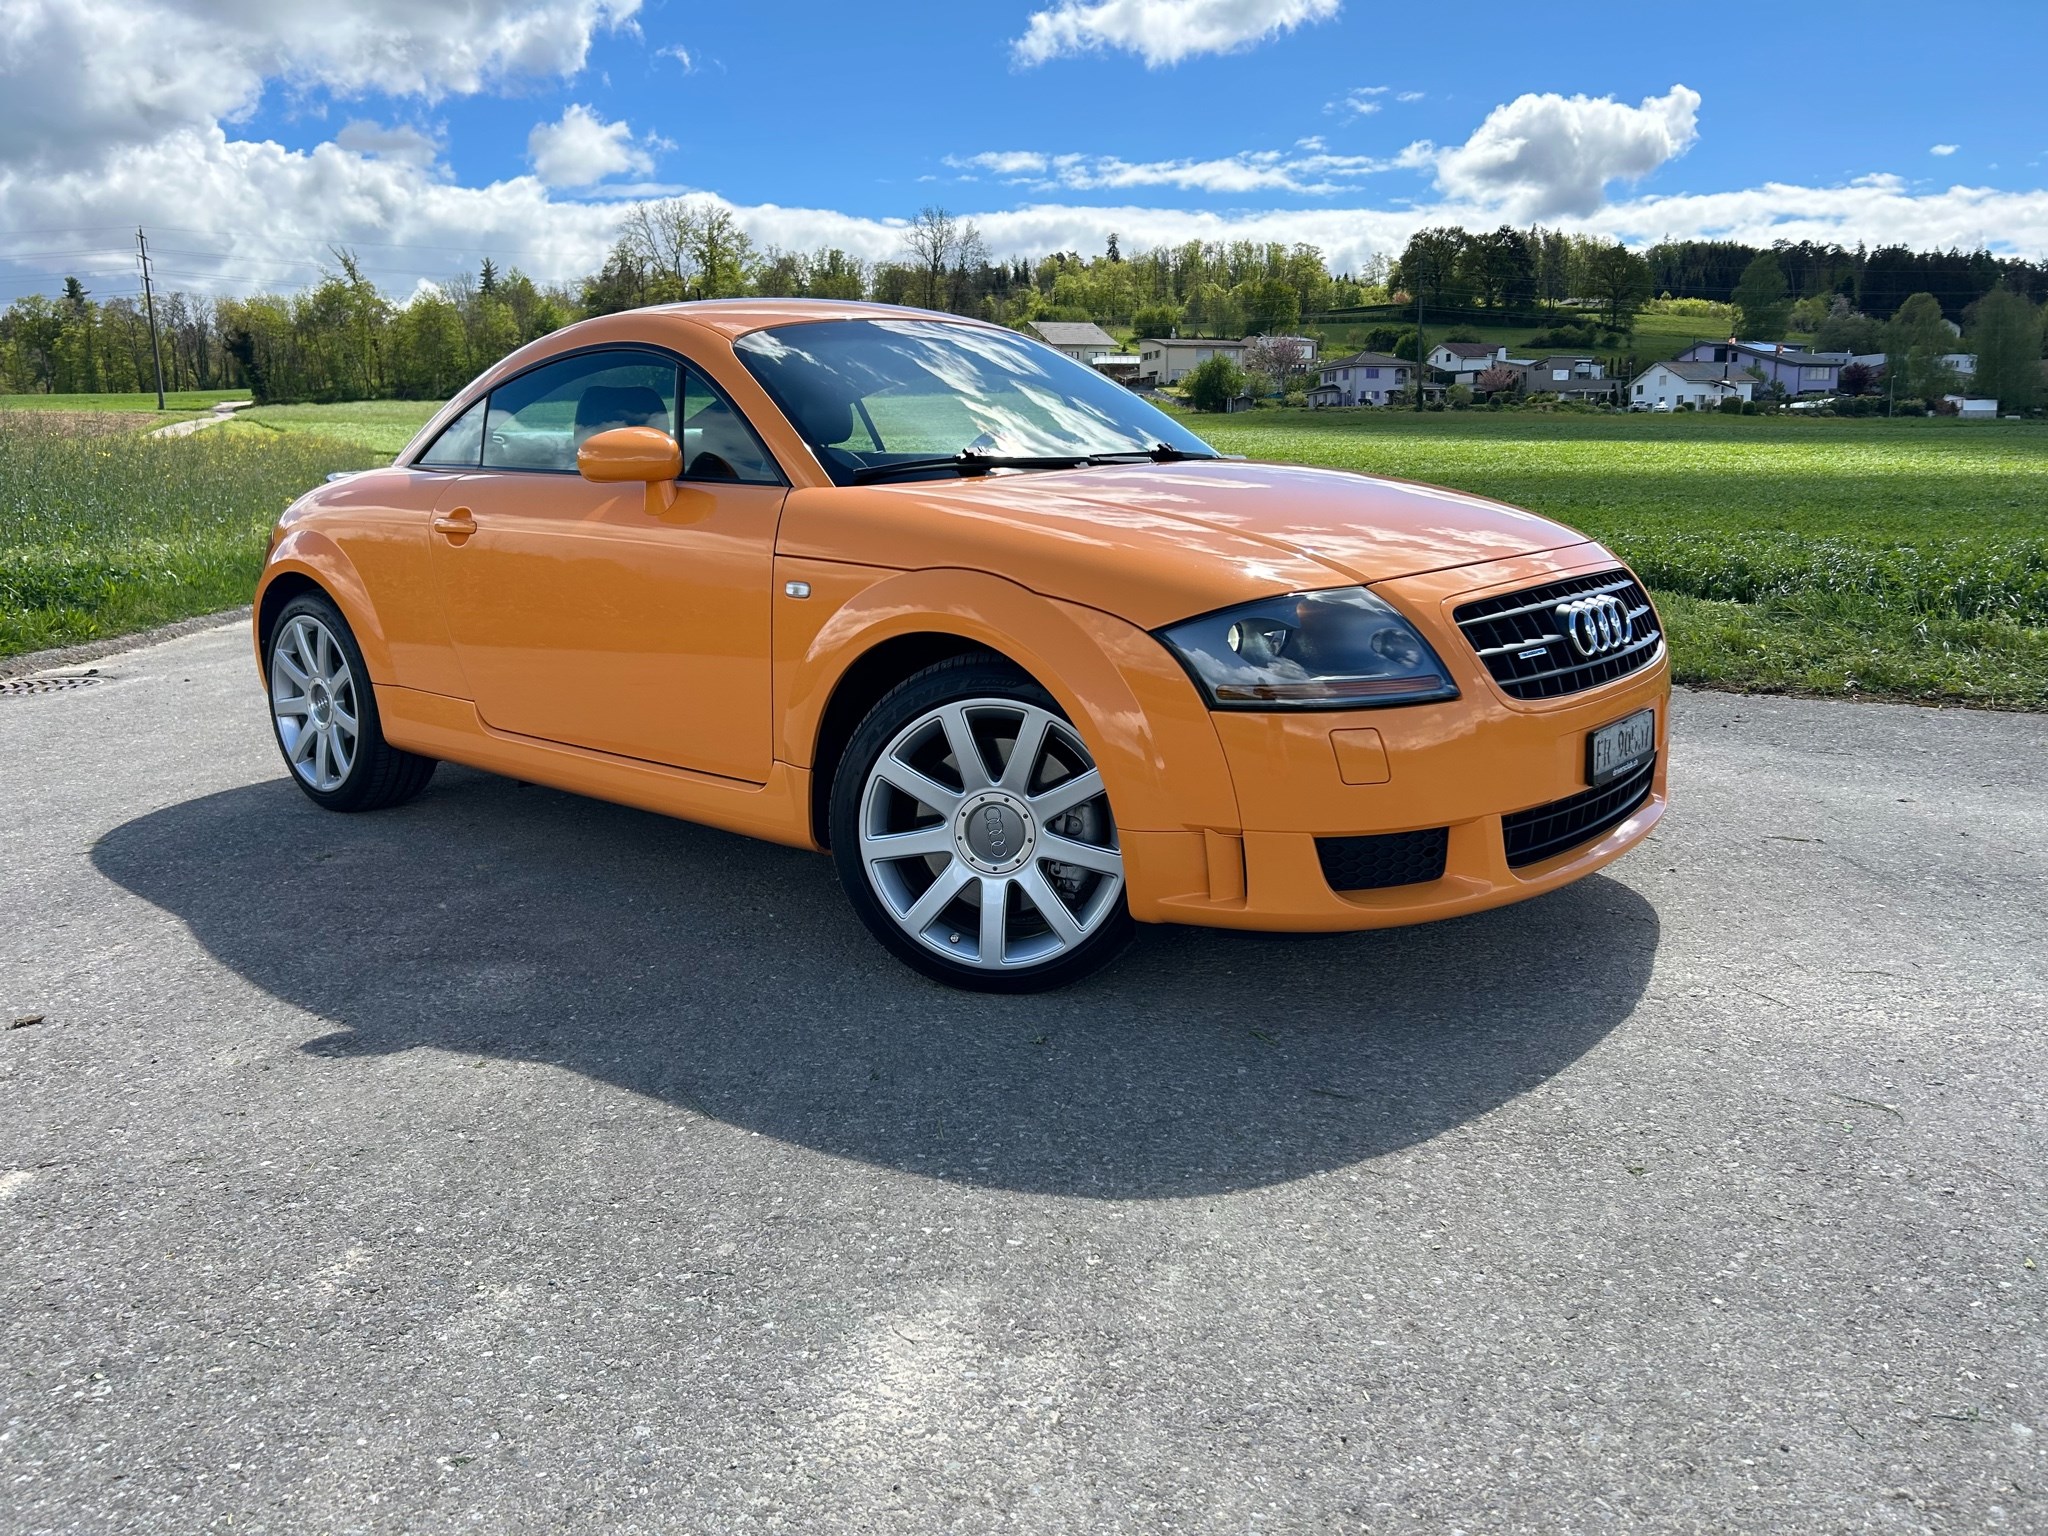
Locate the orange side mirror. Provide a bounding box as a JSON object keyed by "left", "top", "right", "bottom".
{"left": 577, "top": 426, "right": 683, "bottom": 514}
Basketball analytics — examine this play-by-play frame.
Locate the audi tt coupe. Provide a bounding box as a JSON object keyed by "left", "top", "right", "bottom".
{"left": 254, "top": 300, "right": 1669, "bottom": 990}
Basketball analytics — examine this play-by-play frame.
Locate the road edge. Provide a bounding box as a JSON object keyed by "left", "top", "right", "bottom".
{"left": 0, "top": 608, "right": 250, "bottom": 680}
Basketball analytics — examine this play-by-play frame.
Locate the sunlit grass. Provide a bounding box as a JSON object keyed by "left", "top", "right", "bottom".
{"left": 1, "top": 411, "right": 386, "bottom": 656}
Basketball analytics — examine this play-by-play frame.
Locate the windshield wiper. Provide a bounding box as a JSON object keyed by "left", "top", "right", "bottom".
{"left": 1083, "top": 443, "right": 1219, "bottom": 465}
{"left": 849, "top": 450, "right": 1089, "bottom": 484}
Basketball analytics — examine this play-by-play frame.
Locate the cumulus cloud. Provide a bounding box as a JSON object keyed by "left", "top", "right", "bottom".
{"left": 1930, "top": 143, "right": 1958, "bottom": 156}
{"left": 1423, "top": 83, "right": 1701, "bottom": 218}
{"left": 0, "top": 0, "right": 638, "bottom": 172}
{"left": 1012, "top": 0, "right": 1339, "bottom": 67}
{"left": 1328, "top": 85, "right": 1385, "bottom": 117}
{"left": 1396, "top": 90, "right": 1423, "bottom": 102}
{"left": 527, "top": 104, "right": 659, "bottom": 187}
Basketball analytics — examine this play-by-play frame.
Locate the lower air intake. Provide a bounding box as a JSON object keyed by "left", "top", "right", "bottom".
{"left": 1315, "top": 827, "right": 1449, "bottom": 892}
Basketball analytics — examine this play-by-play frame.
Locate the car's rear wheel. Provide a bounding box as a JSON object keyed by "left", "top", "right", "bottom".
{"left": 831, "top": 658, "right": 1133, "bottom": 992}
{"left": 267, "top": 592, "right": 436, "bottom": 812}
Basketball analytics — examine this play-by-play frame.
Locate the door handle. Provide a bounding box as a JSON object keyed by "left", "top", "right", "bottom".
{"left": 433, "top": 507, "right": 476, "bottom": 543}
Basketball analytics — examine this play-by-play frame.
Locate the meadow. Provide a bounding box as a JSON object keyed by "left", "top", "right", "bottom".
{"left": 3, "top": 400, "right": 2043, "bottom": 707}
{"left": 0, "top": 411, "right": 387, "bottom": 656}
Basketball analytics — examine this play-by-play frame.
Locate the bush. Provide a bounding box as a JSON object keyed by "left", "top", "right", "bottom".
{"left": 1182, "top": 355, "right": 1248, "bottom": 413}
{"left": 1447, "top": 384, "right": 1474, "bottom": 409}
{"left": 1717, "top": 396, "right": 1746, "bottom": 415}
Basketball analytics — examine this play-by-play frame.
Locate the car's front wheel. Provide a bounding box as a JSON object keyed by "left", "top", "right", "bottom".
{"left": 266, "top": 592, "right": 436, "bottom": 812}
{"left": 831, "top": 658, "right": 1133, "bottom": 991}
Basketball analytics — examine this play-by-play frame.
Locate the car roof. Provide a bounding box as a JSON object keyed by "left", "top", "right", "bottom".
{"left": 637, "top": 298, "right": 996, "bottom": 339}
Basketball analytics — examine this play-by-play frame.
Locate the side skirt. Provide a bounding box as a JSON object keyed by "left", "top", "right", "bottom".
{"left": 376, "top": 684, "right": 819, "bottom": 851}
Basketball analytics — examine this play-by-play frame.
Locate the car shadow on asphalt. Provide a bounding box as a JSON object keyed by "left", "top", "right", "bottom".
{"left": 93, "top": 765, "right": 1661, "bottom": 1198}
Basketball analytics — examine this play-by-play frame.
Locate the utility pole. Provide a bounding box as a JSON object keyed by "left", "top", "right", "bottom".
{"left": 1413, "top": 287, "right": 1425, "bottom": 412}
{"left": 136, "top": 226, "right": 166, "bottom": 411}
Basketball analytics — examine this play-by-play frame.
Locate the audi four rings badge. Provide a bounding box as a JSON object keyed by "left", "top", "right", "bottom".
{"left": 1556, "top": 594, "right": 1634, "bottom": 657}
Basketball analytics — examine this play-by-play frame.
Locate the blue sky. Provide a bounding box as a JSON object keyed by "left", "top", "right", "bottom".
{"left": 1, "top": 0, "right": 2043, "bottom": 299}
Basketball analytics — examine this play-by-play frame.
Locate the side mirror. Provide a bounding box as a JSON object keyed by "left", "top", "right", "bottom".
{"left": 577, "top": 426, "right": 683, "bottom": 514}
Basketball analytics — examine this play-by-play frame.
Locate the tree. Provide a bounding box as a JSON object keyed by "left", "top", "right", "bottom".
{"left": 1732, "top": 251, "right": 1791, "bottom": 340}
{"left": 1392, "top": 227, "right": 1466, "bottom": 308}
{"left": 1584, "top": 243, "right": 1653, "bottom": 330}
{"left": 904, "top": 206, "right": 982, "bottom": 311}
{"left": 1475, "top": 364, "right": 1520, "bottom": 397}
{"left": 1182, "top": 354, "right": 1246, "bottom": 412}
{"left": 1459, "top": 226, "right": 1535, "bottom": 310}
{"left": 1814, "top": 297, "right": 1886, "bottom": 356}
{"left": 1241, "top": 334, "right": 1310, "bottom": 393}
{"left": 1887, "top": 292, "right": 1959, "bottom": 404}
{"left": 1838, "top": 361, "right": 1879, "bottom": 397}
{"left": 1131, "top": 302, "right": 1180, "bottom": 339}
{"left": 1967, "top": 283, "right": 2043, "bottom": 413}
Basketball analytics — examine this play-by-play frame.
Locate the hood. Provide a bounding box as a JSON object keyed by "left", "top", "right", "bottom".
{"left": 777, "top": 458, "right": 1591, "bottom": 628}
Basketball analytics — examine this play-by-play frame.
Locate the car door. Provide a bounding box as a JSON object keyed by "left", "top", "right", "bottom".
{"left": 424, "top": 347, "right": 784, "bottom": 784}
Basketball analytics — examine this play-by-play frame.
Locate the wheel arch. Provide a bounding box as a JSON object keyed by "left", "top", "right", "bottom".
{"left": 252, "top": 532, "right": 393, "bottom": 684}
{"left": 791, "top": 569, "right": 1238, "bottom": 849}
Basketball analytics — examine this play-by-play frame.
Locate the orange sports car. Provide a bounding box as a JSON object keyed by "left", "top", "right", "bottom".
{"left": 254, "top": 300, "right": 1668, "bottom": 990}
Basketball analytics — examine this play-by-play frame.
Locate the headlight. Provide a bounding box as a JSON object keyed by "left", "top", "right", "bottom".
{"left": 1157, "top": 587, "right": 1459, "bottom": 709}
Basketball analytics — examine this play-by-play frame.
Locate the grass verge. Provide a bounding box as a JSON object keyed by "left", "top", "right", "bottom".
{"left": 1, "top": 411, "right": 387, "bottom": 658}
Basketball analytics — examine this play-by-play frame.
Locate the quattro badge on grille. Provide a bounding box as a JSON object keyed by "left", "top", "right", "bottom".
{"left": 1555, "top": 594, "right": 1634, "bottom": 658}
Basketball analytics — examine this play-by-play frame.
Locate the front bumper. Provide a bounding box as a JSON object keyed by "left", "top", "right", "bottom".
{"left": 1121, "top": 546, "right": 1671, "bottom": 932}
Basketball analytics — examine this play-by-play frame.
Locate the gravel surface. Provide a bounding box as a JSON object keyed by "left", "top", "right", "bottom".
{"left": 2, "top": 620, "right": 2042, "bottom": 1534}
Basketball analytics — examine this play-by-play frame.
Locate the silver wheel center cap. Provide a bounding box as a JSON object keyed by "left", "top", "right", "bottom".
{"left": 957, "top": 791, "right": 1034, "bottom": 875}
{"left": 309, "top": 681, "right": 331, "bottom": 723}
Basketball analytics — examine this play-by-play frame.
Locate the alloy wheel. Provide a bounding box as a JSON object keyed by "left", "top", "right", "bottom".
{"left": 858, "top": 698, "right": 1123, "bottom": 972}
{"left": 270, "top": 614, "right": 360, "bottom": 793}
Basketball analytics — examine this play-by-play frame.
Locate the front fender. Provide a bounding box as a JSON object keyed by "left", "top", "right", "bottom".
{"left": 781, "top": 565, "right": 1241, "bottom": 837}
{"left": 253, "top": 531, "right": 394, "bottom": 685}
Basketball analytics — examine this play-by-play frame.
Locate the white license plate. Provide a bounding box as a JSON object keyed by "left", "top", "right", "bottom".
{"left": 1588, "top": 708, "right": 1655, "bottom": 787}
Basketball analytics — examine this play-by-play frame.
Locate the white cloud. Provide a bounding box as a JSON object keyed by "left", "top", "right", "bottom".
{"left": 949, "top": 145, "right": 1396, "bottom": 195}
{"left": 660, "top": 44, "right": 696, "bottom": 71}
{"left": 334, "top": 120, "right": 445, "bottom": 168}
{"left": 527, "top": 104, "right": 658, "bottom": 188}
{"left": 1396, "top": 90, "right": 1423, "bottom": 102}
{"left": 1328, "top": 84, "right": 1385, "bottom": 117}
{"left": 0, "top": 0, "right": 638, "bottom": 173}
{"left": 1930, "top": 143, "right": 1958, "bottom": 156}
{"left": 1012, "top": 0, "right": 1339, "bottom": 67}
{"left": 1424, "top": 83, "right": 1701, "bottom": 218}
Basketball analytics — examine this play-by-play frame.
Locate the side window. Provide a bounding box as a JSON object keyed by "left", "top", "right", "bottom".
{"left": 483, "top": 352, "right": 678, "bottom": 473}
{"left": 417, "top": 396, "right": 486, "bottom": 468}
{"left": 679, "top": 366, "right": 782, "bottom": 484}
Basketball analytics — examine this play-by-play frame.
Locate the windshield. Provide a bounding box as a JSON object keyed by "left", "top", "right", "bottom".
{"left": 732, "top": 318, "right": 1215, "bottom": 484}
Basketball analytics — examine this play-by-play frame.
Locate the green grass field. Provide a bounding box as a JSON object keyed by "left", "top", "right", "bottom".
{"left": 5, "top": 396, "right": 2043, "bottom": 708}
{"left": 1184, "top": 410, "right": 2048, "bottom": 708}
{"left": 1314, "top": 305, "right": 1739, "bottom": 365}
{"left": 1, "top": 411, "right": 387, "bottom": 656}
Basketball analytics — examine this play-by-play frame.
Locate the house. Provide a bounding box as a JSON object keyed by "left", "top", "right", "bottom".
{"left": 1307, "top": 351, "right": 1413, "bottom": 407}
{"left": 1941, "top": 353, "right": 1977, "bottom": 379}
{"left": 1025, "top": 320, "right": 1123, "bottom": 366}
{"left": 1629, "top": 362, "right": 1756, "bottom": 411}
{"left": 1135, "top": 336, "right": 1249, "bottom": 387}
{"left": 1676, "top": 340, "right": 1848, "bottom": 396}
{"left": 1513, "top": 355, "right": 1613, "bottom": 402}
{"left": 1942, "top": 394, "right": 1998, "bottom": 419}
{"left": 1090, "top": 354, "right": 1142, "bottom": 386}
{"left": 1426, "top": 341, "right": 1505, "bottom": 379}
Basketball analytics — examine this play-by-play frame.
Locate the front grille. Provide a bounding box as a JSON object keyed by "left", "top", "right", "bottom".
{"left": 1454, "top": 570, "right": 1661, "bottom": 700}
{"left": 1502, "top": 753, "right": 1657, "bottom": 869}
{"left": 1315, "top": 827, "right": 1448, "bottom": 892}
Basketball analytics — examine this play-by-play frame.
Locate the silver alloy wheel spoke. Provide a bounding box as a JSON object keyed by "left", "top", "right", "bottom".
{"left": 271, "top": 613, "right": 360, "bottom": 794}
{"left": 860, "top": 696, "right": 1123, "bottom": 971}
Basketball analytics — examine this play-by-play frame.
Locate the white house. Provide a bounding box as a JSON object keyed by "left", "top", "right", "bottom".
{"left": 1942, "top": 394, "right": 1998, "bottom": 419}
{"left": 1307, "top": 351, "right": 1412, "bottom": 407}
{"left": 1025, "top": 321, "right": 1123, "bottom": 366}
{"left": 1940, "top": 353, "right": 1977, "bottom": 379}
{"left": 1630, "top": 361, "right": 1755, "bottom": 411}
{"left": 1136, "top": 337, "right": 1249, "bottom": 387}
{"left": 1426, "top": 341, "right": 1505, "bottom": 378}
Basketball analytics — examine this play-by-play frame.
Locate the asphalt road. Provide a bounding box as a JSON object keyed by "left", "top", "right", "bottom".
{"left": 2, "top": 622, "right": 2042, "bottom": 1535}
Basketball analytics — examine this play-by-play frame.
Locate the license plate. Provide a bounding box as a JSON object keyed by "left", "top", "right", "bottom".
{"left": 1587, "top": 708, "right": 1655, "bottom": 787}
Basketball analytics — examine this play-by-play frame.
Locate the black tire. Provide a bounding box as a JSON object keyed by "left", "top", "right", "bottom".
{"left": 830, "top": 655, "right": 1134, "bottom": 992}
{"left": 265, "top": 591, "right": 437, "bottom": 813}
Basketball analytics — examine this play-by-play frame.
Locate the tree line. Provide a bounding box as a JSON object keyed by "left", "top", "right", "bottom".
{"left": 1, "top": 202, "right": 2041, "bottom": 405}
